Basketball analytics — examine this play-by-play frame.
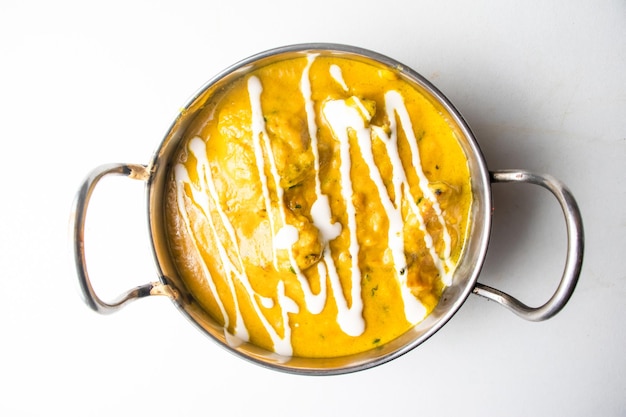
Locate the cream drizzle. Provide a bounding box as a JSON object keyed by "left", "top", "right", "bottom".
{"left": 302, "top": 55, "right": 364, "bottom": 334}
{"left": 250, "top": 74, "right": 327, "bottom": 315}
{"left": 330, "top": 64, "right": 349, "bottom": 91}
{"left": 174, "top": 161, "right": 248, "bottom": 342}
{"left": 322, "top": 97, "right": 425, "bottom": 325}
{"left": 174, "top": 55, "right": 457, "bottom": 354}
{"left": 248, "top": 76, "right": 281, "bottom": 268}
{"left": 302, "top": 55, "right": 343, "bottom": 243}
{"left": 175, "top": 137, "right": 298, "bottom": 356}
{"left": 377, "top": 90, "right": 454, "bottom": 284}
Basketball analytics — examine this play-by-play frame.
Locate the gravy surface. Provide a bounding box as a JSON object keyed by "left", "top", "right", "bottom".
{"left": 164, "top": 54, "right": 472, "bottom": 357}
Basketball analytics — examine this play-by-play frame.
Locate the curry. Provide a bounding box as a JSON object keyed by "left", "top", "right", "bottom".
{"left": 164, "top": 53, "right": 472, "bottom": 358}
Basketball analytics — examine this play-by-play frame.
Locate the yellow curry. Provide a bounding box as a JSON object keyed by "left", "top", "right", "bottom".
{"left": 164, "top": 54, "right": 472, "bottom": 358}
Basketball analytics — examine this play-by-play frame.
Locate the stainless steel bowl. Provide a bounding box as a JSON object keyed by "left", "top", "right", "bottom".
{"left": 71, "top": 43, "right": 584, "bottom": 375}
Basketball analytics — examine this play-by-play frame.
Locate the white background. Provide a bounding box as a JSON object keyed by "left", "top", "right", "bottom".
{"left": 1, "top": 1, "right": 624, "bottom": 415}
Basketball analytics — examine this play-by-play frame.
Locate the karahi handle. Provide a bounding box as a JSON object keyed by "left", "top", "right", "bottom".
{"left": 473, "top": 170, "right": 584, "bottom": 321}
{"left": 70, "top": 163, "right": 176, "bottom": 314}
